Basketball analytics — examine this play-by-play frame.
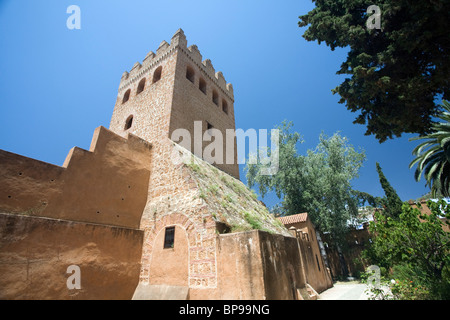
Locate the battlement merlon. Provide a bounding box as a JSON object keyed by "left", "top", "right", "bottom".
{"left": 118, "top": 28, "right": 234, "bottom": 100}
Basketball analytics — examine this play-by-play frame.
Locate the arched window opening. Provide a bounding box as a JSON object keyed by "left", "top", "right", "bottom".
{"left": 199, "top": 78, "right": 207, "bottom": 95}
{"left": 153, "top": 66, "right": 163, "bottom": 83}
{"left": 122, "top": 89, "right": 131, "bottom": 104}
{"left": 186, "top": 66, "right": 195, "bottom": 83}
{"left": 124, "top": 115, "right": 133, "bottom": 130}
{"left": 137, "top": 78, "right": 146, "bottom": 94}
{"left": 222, "top": 99, "right": 228, "bottom": 114}
{"left": 212, "top": 90, "right": 219, "bottom": 105}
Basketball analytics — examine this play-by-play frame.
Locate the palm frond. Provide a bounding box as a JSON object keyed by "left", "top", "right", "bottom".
{"left": 409, "top": 100, "right": 450, "bottom": 196}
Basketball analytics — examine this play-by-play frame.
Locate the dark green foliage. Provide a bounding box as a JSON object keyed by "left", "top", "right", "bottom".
{"left": 299, "top": 0, "right": 450, "bottom": 142}
{"left": 363, "top": 200, "right": 450, "bottom": 299}
{"left": 376, "top": 162, "right": 403, "bottom": 218}
{"left": 352, "top": 190, "right": 383, "bottom": 208}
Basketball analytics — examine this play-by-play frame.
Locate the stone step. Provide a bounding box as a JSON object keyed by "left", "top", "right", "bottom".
{"left": 132, "top": 283, "right": 189, "bottom": 300}
{"left": 306, "top": 284, "right": 319, "bottom": 300}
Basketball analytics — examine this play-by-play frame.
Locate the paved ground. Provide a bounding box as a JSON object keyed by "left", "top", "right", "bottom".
{"left": 318, "top": 281, "right": 371, "bottom": 300}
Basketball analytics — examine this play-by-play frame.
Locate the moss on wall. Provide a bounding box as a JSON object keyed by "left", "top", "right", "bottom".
{"left": 180, "top": 146, "right": 291, "bottom": 237}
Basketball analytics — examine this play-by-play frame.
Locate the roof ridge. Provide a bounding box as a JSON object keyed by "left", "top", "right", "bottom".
{"left": 277, "top": 212, "right": 308, "bottom": 225}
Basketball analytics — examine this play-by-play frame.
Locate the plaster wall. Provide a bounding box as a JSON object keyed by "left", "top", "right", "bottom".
{"left": 0, "top": 213, "right": 143, "bottom": 300}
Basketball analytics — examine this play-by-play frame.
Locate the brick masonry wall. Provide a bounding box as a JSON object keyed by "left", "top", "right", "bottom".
{"left": 170, "top": 44, "right": 239, "bottom": 179}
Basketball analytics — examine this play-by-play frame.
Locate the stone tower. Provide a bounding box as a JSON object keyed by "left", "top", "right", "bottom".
{"left": 0, "top": 29, "right": 333, "bottom": 301}
{"left": 109, "top": 29, "right": 239, "bottom": 179}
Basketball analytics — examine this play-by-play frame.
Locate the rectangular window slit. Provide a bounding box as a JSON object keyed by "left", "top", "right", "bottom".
{"left": 164, "top": 226, "right": 175, "bottom": 249}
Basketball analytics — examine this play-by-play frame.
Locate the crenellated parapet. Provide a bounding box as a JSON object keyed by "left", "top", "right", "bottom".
{"left": 118, "top": 28, "right": 234, "bottom": 101}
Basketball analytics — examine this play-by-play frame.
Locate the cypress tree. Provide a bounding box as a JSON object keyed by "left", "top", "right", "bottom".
{"left": 376, "top": 162, "right": 403, "bottom": 218}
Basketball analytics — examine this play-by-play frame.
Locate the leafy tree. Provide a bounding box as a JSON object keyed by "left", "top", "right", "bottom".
{"left": 363, "top": 200, "right": 450, "bottom": 299}
{"left": 376, "top": 162, "right": 403, "bottom": 218}
{"left": 410, "top": 100, "right": 450, "bottom": 197}
{"left": 245, "top": 121, "right": 366, "bottom": 245}
{"left": 351, "top": 190, "right": 383, "bottom": 208}
{"left": 299, "top": 1, "right": 450, "bottom": 142}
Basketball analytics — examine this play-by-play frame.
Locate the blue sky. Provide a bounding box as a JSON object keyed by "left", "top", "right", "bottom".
{"left": 0, "top": 0, "right": 430, "bottom": 208}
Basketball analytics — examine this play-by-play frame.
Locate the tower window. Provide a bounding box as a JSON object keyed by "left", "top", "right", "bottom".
{"left": 124, "top": 115, "right": 133, "bottom": 130}
{"left": 122, "top": 89, "right": 131, "bottom": 104}
{"left": 153, "top": 66, "right": 163, "bottom": 83}
{"left": 163, "top": 226, "right": 175, "bottom": 249}
{"left": 222, "top": 99, "right": 228, "bottom": 114}
{"left": 199, "top": 78, "right": 207, "bottom": 95}
{"left": 212, "top": 90, "right": 219, "bottom": 105}
{"left": 137, "top": 78, "right": 146, "bottom": 94}
{"left": 186, "top": 66, "right": 195, "bottom": 83}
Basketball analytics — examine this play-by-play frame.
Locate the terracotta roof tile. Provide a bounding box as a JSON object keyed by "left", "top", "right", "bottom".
{"left": 277, "top": 213, "right": 308, "bottom": 225}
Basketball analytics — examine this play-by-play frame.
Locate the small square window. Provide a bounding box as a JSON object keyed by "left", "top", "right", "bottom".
{"left": 163, "top": 226, "right": 175, "bottom": 249}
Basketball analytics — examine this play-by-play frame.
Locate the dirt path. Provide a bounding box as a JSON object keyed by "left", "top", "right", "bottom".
{"left": 318, "top": 281, "right": 370, "bottom": 300}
